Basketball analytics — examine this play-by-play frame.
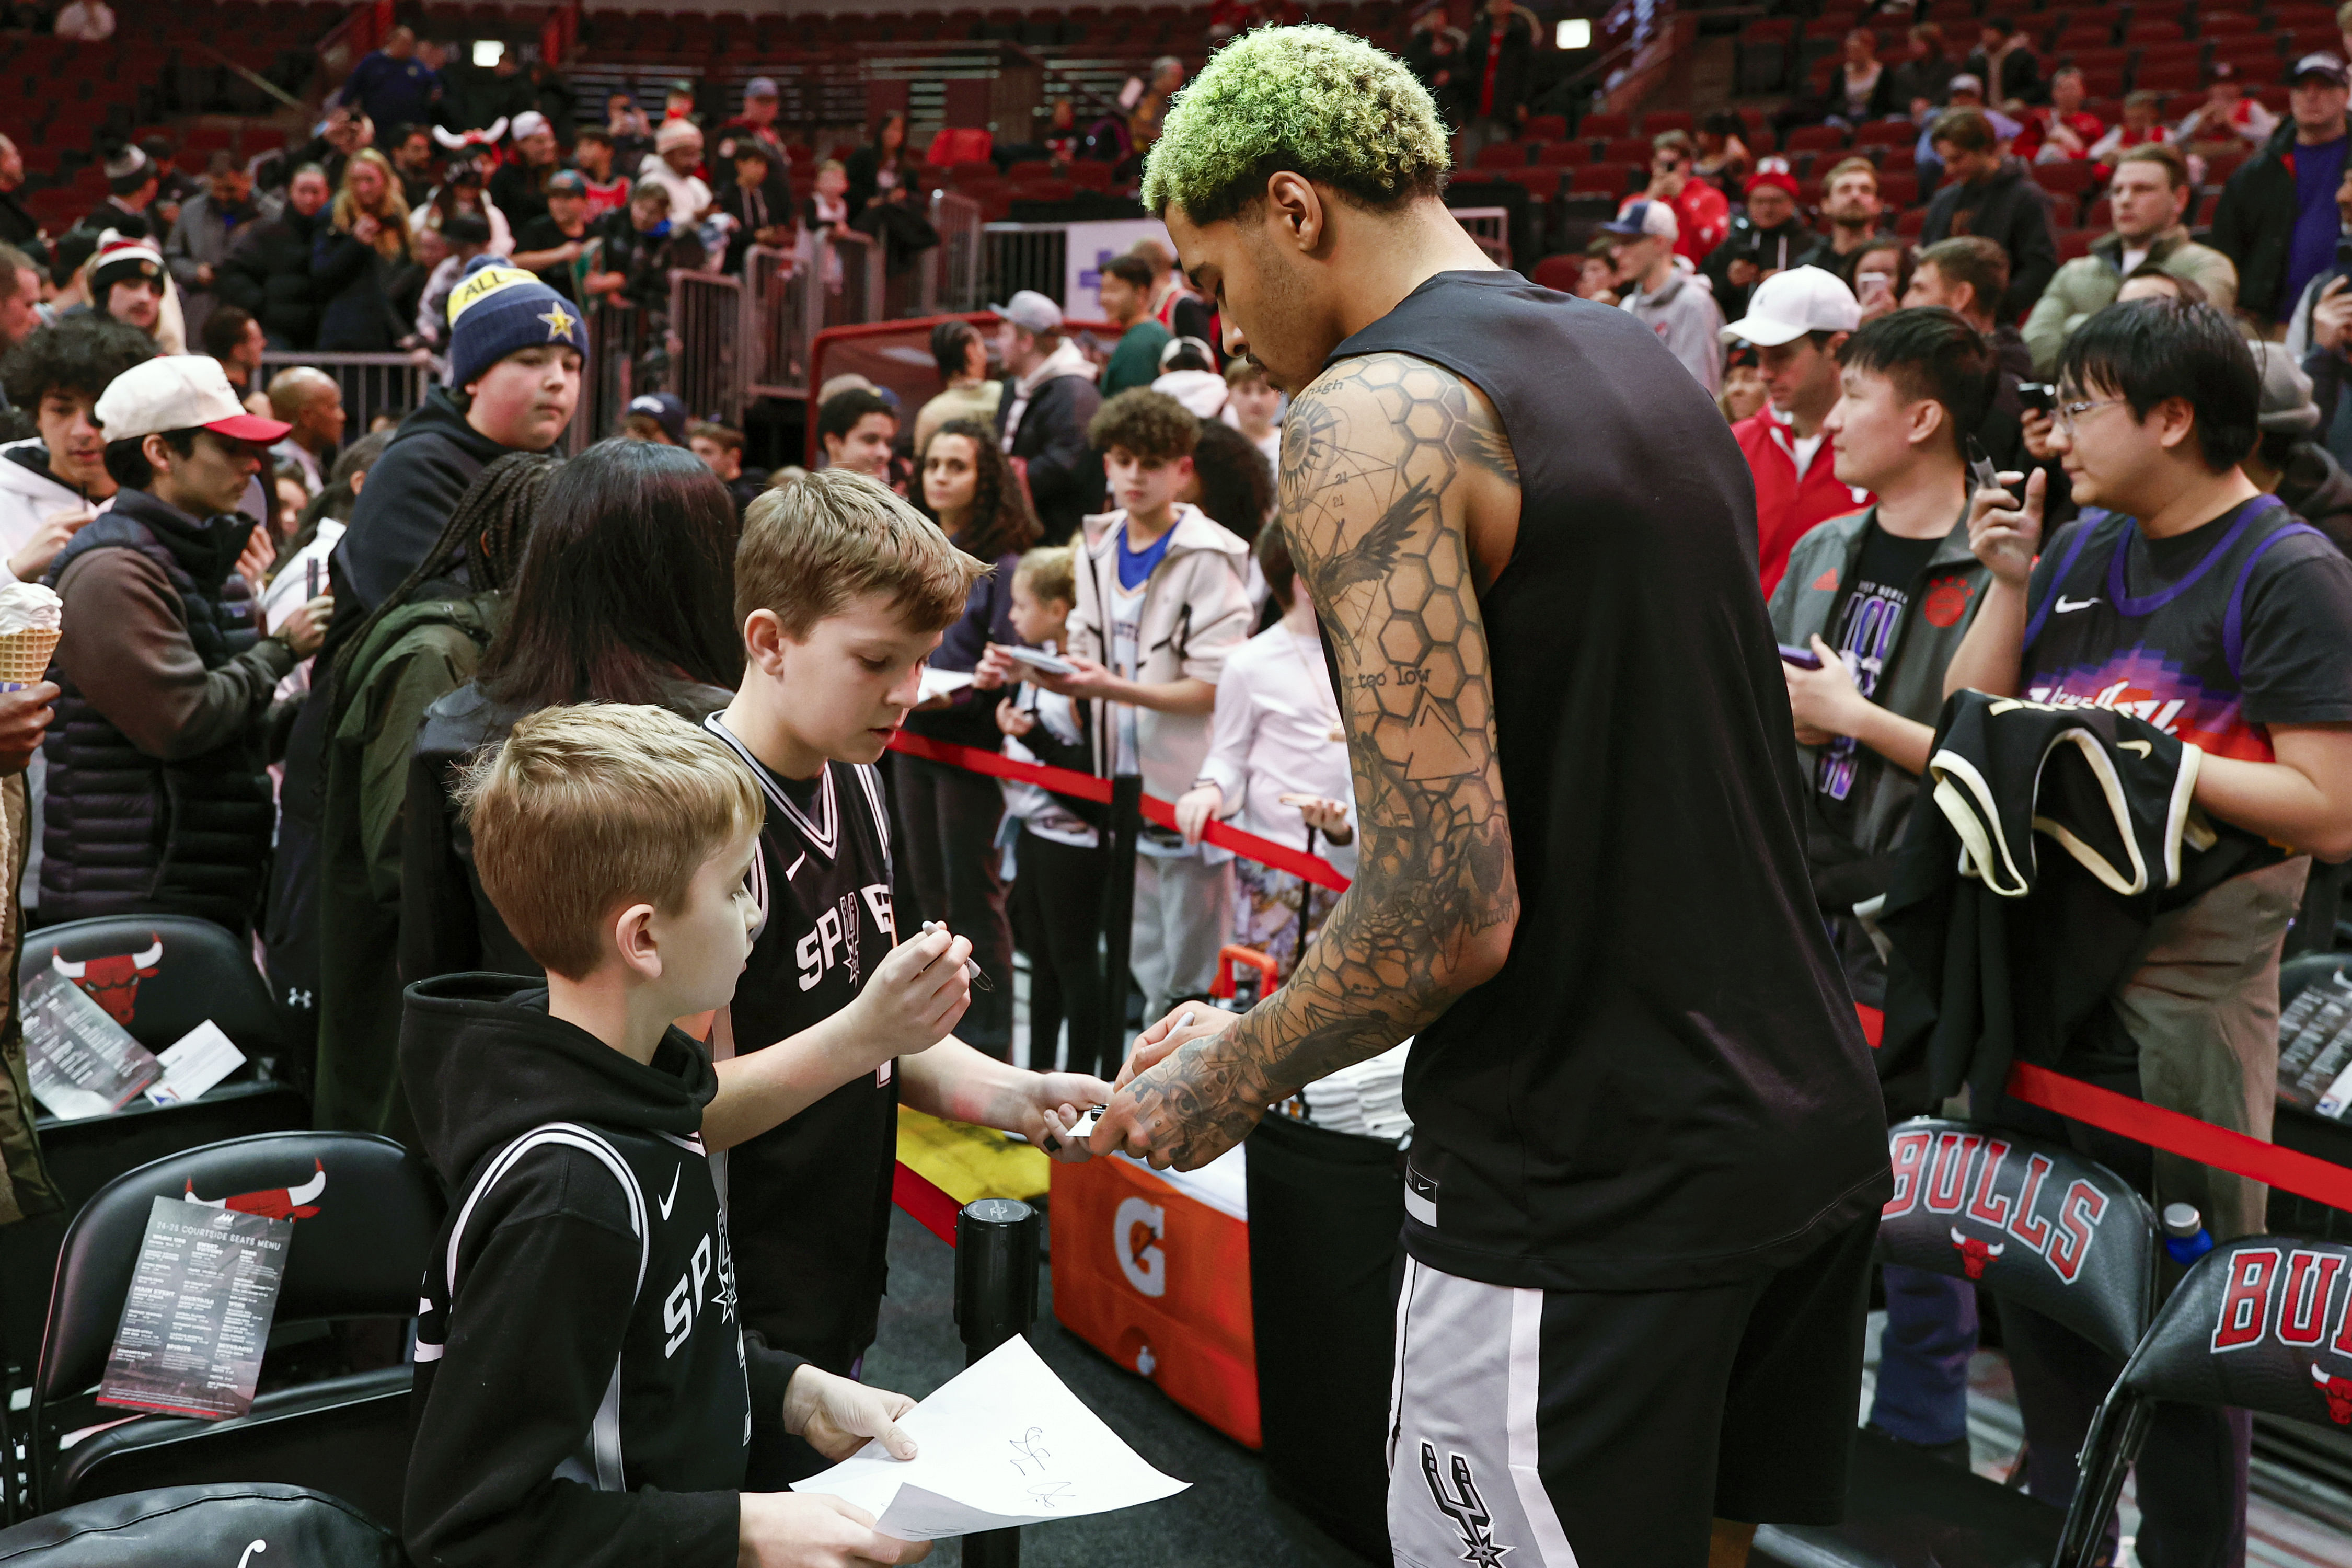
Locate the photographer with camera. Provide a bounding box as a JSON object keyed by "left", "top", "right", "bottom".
{"left": 1701, "top": 160, "right": 1826, "bottom": 322}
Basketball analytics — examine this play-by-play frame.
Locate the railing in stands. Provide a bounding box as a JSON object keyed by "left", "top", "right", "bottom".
{"left": 670, "top": 268, "right": 747, "bottom": 427}
{"left": 255, "top": 349, "right": 426, "bottom": 441}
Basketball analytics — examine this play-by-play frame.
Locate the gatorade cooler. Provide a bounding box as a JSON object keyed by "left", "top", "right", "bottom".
{"left": 1049, "top": 1147, "right": 1259, "bottom": 1448}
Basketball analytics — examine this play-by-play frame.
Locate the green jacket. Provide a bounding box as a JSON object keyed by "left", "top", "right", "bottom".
{"left": 2021, "top": 226, "right": 2240, "bottom": 377}
{"left": 1766, "top": 504, "right": 1991, "bottom": 954}
{"left": 312, "top": 590, "right": 506, "bottom": 1145}
{"left": 1, "top": 771, "right": 61, "bottom": 1227}
{"left": 1101, "top": 318, "right": 1172, "bottom": 399}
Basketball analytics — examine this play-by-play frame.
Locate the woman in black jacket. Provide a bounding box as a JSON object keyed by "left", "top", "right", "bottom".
{"left": 313, "top": 149, "right": 412, "bottom": 351}
{"left": 399, "top": 439, "right": 743, "bottom": 983}
{"left": 895, "top": 418, "right": 1042, "bottom": 1056}
{"left": 844, "top": 111, "right": 916, "bottom": 218}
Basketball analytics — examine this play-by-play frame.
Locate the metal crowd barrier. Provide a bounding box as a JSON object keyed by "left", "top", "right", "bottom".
{"left": 255, "top": 350, "right": 430, "bottom": 440}
{"left": 931, "top": 190, "right": 985, "bottom": 314}
{"left": 670, "top": 269, "right": 747, "bottom": 426}
{"left": 981, "top": 223, "right": 1067, "bottom": 314}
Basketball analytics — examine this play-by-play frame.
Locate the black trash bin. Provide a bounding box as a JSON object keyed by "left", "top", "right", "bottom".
{"left": 1246, "top": 1113, "right": 1408, "bottom": 1565}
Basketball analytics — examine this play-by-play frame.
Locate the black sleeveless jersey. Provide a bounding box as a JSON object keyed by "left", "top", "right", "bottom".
{"left": 1322, "top": 270, "right": 1890, "bottom": 1292}
{"left": 704, "top": 714, "right": 900, "bottom": 1370}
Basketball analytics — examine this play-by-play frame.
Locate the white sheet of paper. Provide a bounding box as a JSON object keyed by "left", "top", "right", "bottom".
{"left": 919, "top": 667, "right": 975, "bottom": 704}
{"left": 793, "top": 1335, "right": 1188, "bottom": 1540}
{"left": 144, "top": 1020, "right": 246, "bottom": 1107}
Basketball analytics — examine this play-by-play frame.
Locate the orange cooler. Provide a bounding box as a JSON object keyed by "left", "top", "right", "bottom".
{"left": 1049, "top": 1148, "right": 1259, "bottom": 1448}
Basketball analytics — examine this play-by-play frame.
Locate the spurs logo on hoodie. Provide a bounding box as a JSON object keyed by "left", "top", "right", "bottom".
{"left": 402, "top": 977, "right": 810, "bottom": 1566}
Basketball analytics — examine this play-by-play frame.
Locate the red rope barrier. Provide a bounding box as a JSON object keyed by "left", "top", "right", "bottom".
{"left": 887, "top": 730, "right": 1352, "bottom": 891}
{"left": 887, "top": 736, "right": 2352, "bottom": 1217}
{"left": 892, "top": 1160, "right": 962, "bottom": 1247}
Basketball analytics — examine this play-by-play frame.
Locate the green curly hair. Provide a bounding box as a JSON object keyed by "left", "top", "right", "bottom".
{"left": 1140, "top": 25, "right": 1452, "bottom": 227}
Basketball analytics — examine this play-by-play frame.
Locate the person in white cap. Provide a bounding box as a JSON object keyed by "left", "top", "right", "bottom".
{"left": 39, "top": 356, "right": 331, "bottom": 931}
{"left": 1722, "top": 265, "right": 1870, "bottom": 594}
{"left": 488, "top": 109, "right": 561, "bottom": 232}
{"left": 991, "top": 288, "right": 1103, "bottom": 544}
{"left": 1604, "top": 197, "right": 1725, "bottom": 396}
{"left": 638, "top": 117, "right": 713, "bottom": 225}
{"left": 83, "top": 143, "right": 157, "bottom": 238}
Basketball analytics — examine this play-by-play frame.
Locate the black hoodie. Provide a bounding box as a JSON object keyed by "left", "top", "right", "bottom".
{"left": 402, "top": 975, "right": 803, "bottom": 1568}
{"left": 336, "top": 386, "right": 518, "bottom": 610}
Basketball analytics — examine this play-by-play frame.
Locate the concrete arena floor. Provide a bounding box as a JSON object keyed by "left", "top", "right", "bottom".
{"left": 861, "top": 1206, "right": 1377, "bottom": 1568}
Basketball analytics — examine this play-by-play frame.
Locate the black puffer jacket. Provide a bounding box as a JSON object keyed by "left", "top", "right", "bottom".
{"left": 39, "top": 493, "right": 282, "bottom": 929}
{"left": 2279, "top": 441, "right": 2352, "bottom": 554}
{"left": 218, "top": 205, "right": 328, "bottom": 349}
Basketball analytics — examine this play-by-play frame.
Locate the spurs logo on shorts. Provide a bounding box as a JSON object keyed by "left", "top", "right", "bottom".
{"left": 1420, "top": 1444, "right": 1513, "bottom": 1567}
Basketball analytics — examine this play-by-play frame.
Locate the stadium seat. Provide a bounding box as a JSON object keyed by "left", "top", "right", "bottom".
{"left": 0, "top": 1483, "right": 402, "bottom": 1563}
{"left": 1538, "top": 140, "right": 1594, "bottom": 167}
{"left": 1896, "top": 206, "right": 1930, "bottom": 236}
{"left": 2199, "top": 14, "right": 2262, "bottom": 38}
{"left": 2056, "top": 1238, "right": 2352, "bottom": 1565}
{"left": 1736, "top": 19, "right": 1797, "bottom": 96}
{"left": 1475, "top": 141, "right": 1533, "bottom": 170}
{"left": 1530, "top": 253, "right": 1583, "bottom": 294}
{"left": 1500, "top": 166, "right": 1562, "bottom": 201}
{"left": 2036, "top": 160, "right": 2100, "bottom": 199}
{"left": 2058, "top": 228, "right": 2096, "bottom": 260}
{"left": 1755, "top": 1120, "right": 2155, "bottom": 1568}
{"left": 1642, "top": 110, "right": 1694, "bottom": 136}
{"left": 1569, "top": 163, "right": 1638, "bottom": 196}
{"left": 1783, "top": 124, "right": 1850, "bottom": 155}
{"left": 1854, "top": 120, "right": 1915, "bottom": 151}
{"left": 1601, "top": 135, "right": 1651, "bottom": 165}
{"left": 1581, "top": 110, "right": 1632, "bottom": 140}
{"left": 25, "top": 1131, "right": 443, "bottom": 1523}
{"left": 1877, "top": 171, "right": 1918, "bottom": 207}
{"left": 1524, "top": 113, "right": 1569, "bottom": 141}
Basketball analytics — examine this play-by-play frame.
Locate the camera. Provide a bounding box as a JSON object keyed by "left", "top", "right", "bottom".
{"left": 2016, "top": 382, "right": 2055, "bottom": 415}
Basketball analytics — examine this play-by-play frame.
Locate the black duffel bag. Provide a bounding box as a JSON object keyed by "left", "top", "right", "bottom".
{"left": 0, "top": 1483, "right": 401, "bottom": 1565}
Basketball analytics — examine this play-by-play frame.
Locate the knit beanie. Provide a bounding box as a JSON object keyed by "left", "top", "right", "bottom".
{"left": 90, "top": 232, "right": 164, "bottom": 296}
{"left": 445, "top": 255, "right": 586, "bottom": 390}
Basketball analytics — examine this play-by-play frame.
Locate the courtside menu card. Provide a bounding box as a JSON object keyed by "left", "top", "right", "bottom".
{"left": 97, "top": 1195, "right": 292, "bottom": 1421}
{"left": 21, "top": 969, "right": 160, "bottom": 1119}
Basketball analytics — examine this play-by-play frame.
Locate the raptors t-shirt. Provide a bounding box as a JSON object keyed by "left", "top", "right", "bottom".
{"left": 2020, "top": 495, "right": 2352, "bottom": 763}
{"left": 1816, "top": 521, "right": 1941, "bottom": 815}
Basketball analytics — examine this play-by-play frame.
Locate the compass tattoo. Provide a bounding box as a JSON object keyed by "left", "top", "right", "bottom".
{"left": 1119, "top": 351, "right": 1523, "bottom": 1168}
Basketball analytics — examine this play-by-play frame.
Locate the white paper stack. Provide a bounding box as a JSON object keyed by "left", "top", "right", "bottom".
{"left": 1295, "top": 1040, "right": 1413, "bottom": 1142}
{"left": 795, "top": 1335, "right": 1189, "bottom": 1540}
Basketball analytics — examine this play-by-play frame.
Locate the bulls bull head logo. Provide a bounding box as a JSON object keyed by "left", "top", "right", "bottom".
{"left": 185, "top": 1159, "right": 327, "bottom": 1221}
{"left": 1950, "top": 1227, "right": 2007, "bottom": 1281}
{"left": 2313, "top": 1365, "right": 2352, "bottom": 1425}
{"left": 52, "top": 936, "right": 163, "bottom": 1025}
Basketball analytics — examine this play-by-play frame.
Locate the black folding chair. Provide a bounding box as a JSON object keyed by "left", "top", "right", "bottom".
{"left": 25, "top": 1131, "right": 441, "bottom": 1526}
{"left": 2056, "top": 1235, "right": 2352, "bottom": 1566}
{"left": 0, "top": 1481, "right": 401, "bottom": 1564}
{"left": 1757, "top": 1119, "right": 2158, "bottom": 1568}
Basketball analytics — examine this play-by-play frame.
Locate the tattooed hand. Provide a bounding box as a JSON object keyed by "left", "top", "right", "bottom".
{"left": 1093, "top": 352, "right": 1523, "bottom": 1171}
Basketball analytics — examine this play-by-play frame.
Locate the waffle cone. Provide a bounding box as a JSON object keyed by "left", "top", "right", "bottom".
{"left": 0, "top": 626, "right": 61, "bottom": 690}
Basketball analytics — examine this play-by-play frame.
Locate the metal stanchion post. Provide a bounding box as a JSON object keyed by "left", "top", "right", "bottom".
{"left": 1099, "top": 773, "right": 1144, "bottom": 1079}
{"left": 956, "top": 1197, "right": 1039, "bottom": 1568}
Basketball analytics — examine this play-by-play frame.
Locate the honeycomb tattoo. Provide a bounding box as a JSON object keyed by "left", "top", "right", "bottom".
{"left": 1118, "top": 351, "right": 1523, "bottom": 1171}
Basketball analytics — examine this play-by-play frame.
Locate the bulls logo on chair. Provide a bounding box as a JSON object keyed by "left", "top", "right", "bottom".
{"left": 2058, "top": 1236, "right": 2352, "bottom": 1565}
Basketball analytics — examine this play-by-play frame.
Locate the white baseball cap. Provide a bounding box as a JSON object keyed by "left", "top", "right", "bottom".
{"left": 1602, "top": 197, "right": 1679, "bottom": 241}
{"left": 991, "top": 289, "right": 1064, "bottom": 334}
{"left": 93, "top": 355, "right": 291, "bottom": 445}
{"left": 509, "top": 110, "right": 551, "bottom": 142}
{"left": 1721, "top": 266, "right": 1862, "bottom": 347}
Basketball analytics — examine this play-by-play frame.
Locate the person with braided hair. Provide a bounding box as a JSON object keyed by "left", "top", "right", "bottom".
{"left": 311, "top": 450, "right": 558, "bottom": 1139}
{"left": 400, "top": 439, "right": 744, "bottom": 990}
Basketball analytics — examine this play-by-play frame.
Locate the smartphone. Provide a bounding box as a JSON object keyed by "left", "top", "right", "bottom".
{"left": 2016, "top": 382, "right": 2055, "bottom": 416}
{"left": 1965, "top": 435, "right": 2001, "bottom": 496}
{"left": 1856, "top": 270, "right": 1890, "bottom": 293}
{"left": 1000, "top": 644, "right": 1076, "bottom": 676}
{"left": 1778, "top": 643, "right": 1825, "bottom": 670}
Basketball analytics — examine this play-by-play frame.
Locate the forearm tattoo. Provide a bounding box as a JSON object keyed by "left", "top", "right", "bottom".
{"left": 1128, "top": 353, "right": 1523, "bottom": 1165}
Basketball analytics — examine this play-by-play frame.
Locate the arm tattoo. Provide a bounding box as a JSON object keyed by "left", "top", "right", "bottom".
{"left": 1129, "top": 353, "right": 1523, "bottom": 1166}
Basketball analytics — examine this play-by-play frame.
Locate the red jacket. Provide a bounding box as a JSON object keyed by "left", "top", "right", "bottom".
{"left": 1733, "top": 408, "right": 1872, "bottom": 596}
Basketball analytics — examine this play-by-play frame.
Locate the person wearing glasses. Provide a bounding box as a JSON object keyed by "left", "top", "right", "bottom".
{"left": 1943, "top": 297, "right": 2352, "bottom": 1565}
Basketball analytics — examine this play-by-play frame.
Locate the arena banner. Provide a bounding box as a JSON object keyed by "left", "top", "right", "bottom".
{"left": 1061, "top": 220, "right": 1175, "bottom": 316}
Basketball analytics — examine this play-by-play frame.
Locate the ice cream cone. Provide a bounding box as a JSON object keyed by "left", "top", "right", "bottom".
{"left": 0, "top": 626, "right": 61, "bottom": 691}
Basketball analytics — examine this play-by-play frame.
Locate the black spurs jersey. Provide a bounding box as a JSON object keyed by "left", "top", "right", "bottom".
{"left": 703, "top": 713, "right": 901, "bottom": 1372}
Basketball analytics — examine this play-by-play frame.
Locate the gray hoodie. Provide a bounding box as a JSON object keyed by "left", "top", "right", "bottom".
{"left": 1620, "top": 267, "right": 1725, "bottom": 397}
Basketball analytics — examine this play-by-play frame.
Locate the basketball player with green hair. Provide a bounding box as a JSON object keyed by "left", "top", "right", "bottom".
{"left": 1090, "top": 27, "right": 1892, "bottom": 1568}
